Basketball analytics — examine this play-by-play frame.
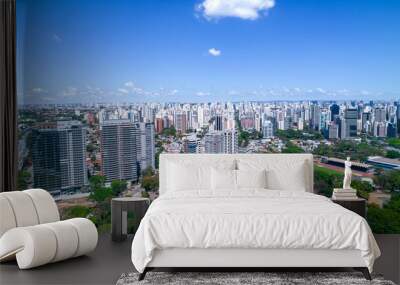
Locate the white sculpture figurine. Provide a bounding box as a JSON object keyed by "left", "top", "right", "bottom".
{"left": 343, "top": 157, "right": 352, "bottom": 190}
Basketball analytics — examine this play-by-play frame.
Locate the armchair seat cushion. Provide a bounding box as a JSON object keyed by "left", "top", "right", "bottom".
{"left": 0, "top": 218, "right": 98, "bottom": 269}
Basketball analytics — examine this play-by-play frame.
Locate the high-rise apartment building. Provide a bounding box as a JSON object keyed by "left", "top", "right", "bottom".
{"left": 139, "top": 122, "right": 155, "bottom": 171}
{"left": 223, "top": 129, "right": 238, "bottom": 154}
{"left": 374, "top": 107, "right": 386, "bottom": 123}
{"left": 214, "top": 115, "right": 223, "bottom": 131}
{"left": 32, "top": 121, "right": 88, "bottom": 196}
{"left": 101, "top": 120, "right": 139, "bottom": 183}
{"left": 184, "top": 134, "right": 198, "bottom": 153}
{"left": 343, "top": 108, "right": 358, "bottom": 138}
{"left": 310, "top": 104, "right": 321, "bottom": 131}
{"left": 328, "top": 123, "right": 339, "bottom": 139}
{"left": 174, "top": 112, "right": 187, "bottom": 133}
{"left": 262, "top": 120, "right": 274, "bottom": 138}
{"left": 204, "top": 132, "right": 224, "bottom": 153}
{"left": 330, "top": 103, "right": 340, "bottom": 121}
{"left": 155, "top": 118, "right": 164, "bottom": 134}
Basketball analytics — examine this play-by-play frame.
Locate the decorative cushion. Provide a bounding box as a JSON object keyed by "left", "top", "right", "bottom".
{"left": 266, "top": 161, "right": 307, "bottom": 191}
{"left": 167, "top": 159, "right": 236, "bottom": 192}
{"left": 236, "top": 169, "right": 267, "bottom": 189}
{"left": 237, "top": 157, "right": 309, "bottom": 191}
{"left": 211, "top": 168, "right": 236, "bottom": 191}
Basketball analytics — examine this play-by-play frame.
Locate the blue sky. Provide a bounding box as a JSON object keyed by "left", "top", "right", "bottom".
{"left": 17, "top": 0, "right": 400, "bottom": 103}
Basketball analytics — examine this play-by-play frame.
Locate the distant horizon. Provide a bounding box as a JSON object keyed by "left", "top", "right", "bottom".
{"left": 18, "top": 98, "right": 400, "bottom": 108}
{"left": 17, "top": 0, "right": 400, "bottom": 104}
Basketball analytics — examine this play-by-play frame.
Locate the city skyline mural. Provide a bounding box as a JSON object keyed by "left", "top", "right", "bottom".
{"left": 16, "top": 0, "right": 400, "bottom": 235}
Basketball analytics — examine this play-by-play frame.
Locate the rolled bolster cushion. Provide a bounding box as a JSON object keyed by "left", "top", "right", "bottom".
{"left": 0, "top": 218, "right": 98, "bottom": 269}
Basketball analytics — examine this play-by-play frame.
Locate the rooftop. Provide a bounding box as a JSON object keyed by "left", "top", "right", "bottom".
{"left": 367, "top": 156, "right": 400, "bottom": 167}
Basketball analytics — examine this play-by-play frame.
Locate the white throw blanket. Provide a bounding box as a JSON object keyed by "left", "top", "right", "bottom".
{"left": 131, "top": 190, "right": 380, "bottom": 273}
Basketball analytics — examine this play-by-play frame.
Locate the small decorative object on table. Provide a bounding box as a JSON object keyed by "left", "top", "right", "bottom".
{"left": 111, "top": 197, "right": 150, "bottom": 242}
{"left": 332, "top": 157, "right": 358, "bottom": 200}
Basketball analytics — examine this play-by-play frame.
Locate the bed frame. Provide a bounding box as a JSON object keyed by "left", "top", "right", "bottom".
{"left": 138, "top": 154, "right": 372, "bottom": 281}
{"left": 138, "top": 248, "right": 371, "bottom": 280}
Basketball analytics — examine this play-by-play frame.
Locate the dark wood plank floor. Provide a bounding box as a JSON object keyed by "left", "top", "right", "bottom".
{"left": 1, "top": 234, "right": 398, "bottom": 285}
{"left": 0, "top": 234, "right": 134, "bottom": 285}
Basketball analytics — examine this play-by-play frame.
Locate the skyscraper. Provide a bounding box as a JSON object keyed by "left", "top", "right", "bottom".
{"left": 330, "top": 103, "right": 340, "bottom": 121}
{"left": 343, "top": 108, "right": 358, "bottom": 138}
{"left": 374, "top": 107, "right": 386, "bottom": 123}
{"left": 184, "top": 134, "right": 198, "bottom": 153}
{"left": 204, "top": 132, "right": 224, "bottom": 153}
{"left": 174, "top": 112, "right": 187, "bottom": 133}
{"left": 101, "top": 120, "right": 139, "bottom": 183}
{"left": 32, "top": 121, "right": 88, "bottom": 196}
{"left": 139, "top": 122, "right": 155, "bottom": 171}
{"left": 310, "top": 104, "right": 321, "bottom": 131}
{"left": 214, "top": 115, "right": 223, "bottom": 131}
{"left": 262, "top": 120, "right": 274, "bottom": 138}
{"left": 223, "top": 129, "right": 238, "bottom": 154}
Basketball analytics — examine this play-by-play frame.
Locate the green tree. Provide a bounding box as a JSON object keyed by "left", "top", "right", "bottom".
{"left": 111, "top": 180, "right": 127, "bottom": 197}
{"left": 89, "top": 175, "right": 106, "bottom": 189}
{"left": 17, "top": 170, "right": 31, "bottom": 190}
{"left": 282, "top": 141, "right": 304, "bottom": 153}
{"left": 162, "top": 127, "right": 177, "bottom": 137}
{"left": 86, "top": 143, "right": 97, "bottom": 153}
{"left": 367, "top": 196, "right": 400, "bottom": 234}
{"left": 142, "top": 166, "right": 154, "bottom": 177}
{"left": 373, "top": 170, "right": 400, "bottom": 192}
{"left": 155, "top": 146, "right": 165, "bottom": 169}
{"left": 89, "top": 187, "right": 113, "bottom": 203}
{"left": 385, "top": 150, "right": 400, "bottom": 159}
{"left": 387, "top": 138, "right": 400, "bottom": 149}
{"left": 62, "top": 205, "right": 91, "bottom": 219}
{"left": 142, "top": 174, "right": 159, "bottom": 191}
{"left": 314, "top": 166, "right": 343, "bottom": 197}
{"left": 351, "top": 180, "right": 374, "bottom": 199}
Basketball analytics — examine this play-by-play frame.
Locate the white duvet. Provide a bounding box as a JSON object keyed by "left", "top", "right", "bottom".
{"left": 131, "top": 190, "right": 380, "bottom": 273}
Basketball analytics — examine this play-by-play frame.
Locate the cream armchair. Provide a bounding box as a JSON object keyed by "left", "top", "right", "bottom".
{"left": 0, "top": 189, "right": 98, "bottom": 269}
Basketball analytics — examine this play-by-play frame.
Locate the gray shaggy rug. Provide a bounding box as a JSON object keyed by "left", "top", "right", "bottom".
{"left": 116, "top": 272, "right": 395, "bottom": 285}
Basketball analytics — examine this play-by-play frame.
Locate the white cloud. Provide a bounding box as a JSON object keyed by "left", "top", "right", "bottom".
{"left": 196, "top": 91, "right": 210, "bottom": 97}
{"left": 208, "top": 48, "right": 221, "bottom": 56}
{"left": 118, "top": 88, "right": 129, "bottom": 94}
{"left": 169, "top": 89, "right": 179, "bottom": 95}
{"left": 31, "top": 87, "right": 47, "bottom": 93}
{"left": 197, "top": 0, "right": 275, "bottom": 20}
{"left": 316, "top": 87, "right": 326, "bottom": 94}
{"left": 124, "top": 81, "right": 134, "bottom": 88}
{"left": 61, "top": 87, "right": 78, "bottom": 97}
{"left": 52, "top": 34, "right": 62, "bottom": 42}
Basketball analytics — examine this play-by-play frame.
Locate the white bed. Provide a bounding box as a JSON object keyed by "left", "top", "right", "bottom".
{"left": 131, "top": 154, "right": 380, "bottom": 280}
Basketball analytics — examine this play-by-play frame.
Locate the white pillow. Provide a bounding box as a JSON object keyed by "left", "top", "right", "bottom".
{"left": 266, "top": 161, "right": 307, "bottom": 191}
{"left": 211, "top": 168, "right": 236, "bottom": 191}
{"left": 237, "top": 157, "right": 309, "bottom": 192}
{"left": 167, "top": 162, "right": 211, "bottom": 191}
{"left": 236, "top": 169, "right": 267, "bottom": 189}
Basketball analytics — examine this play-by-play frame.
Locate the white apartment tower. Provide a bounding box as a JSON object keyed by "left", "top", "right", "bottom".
{"left": 101, "top": 120, "right": 139, "bottom": 183}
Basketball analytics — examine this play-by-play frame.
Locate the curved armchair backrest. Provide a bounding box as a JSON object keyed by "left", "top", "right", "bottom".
{"left": 0, "top": 189, "right": 60, "bottom": 237}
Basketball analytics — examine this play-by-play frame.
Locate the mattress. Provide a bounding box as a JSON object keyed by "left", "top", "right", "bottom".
{"left": 131, "top": 190, "right": 380, "bottom": 273}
